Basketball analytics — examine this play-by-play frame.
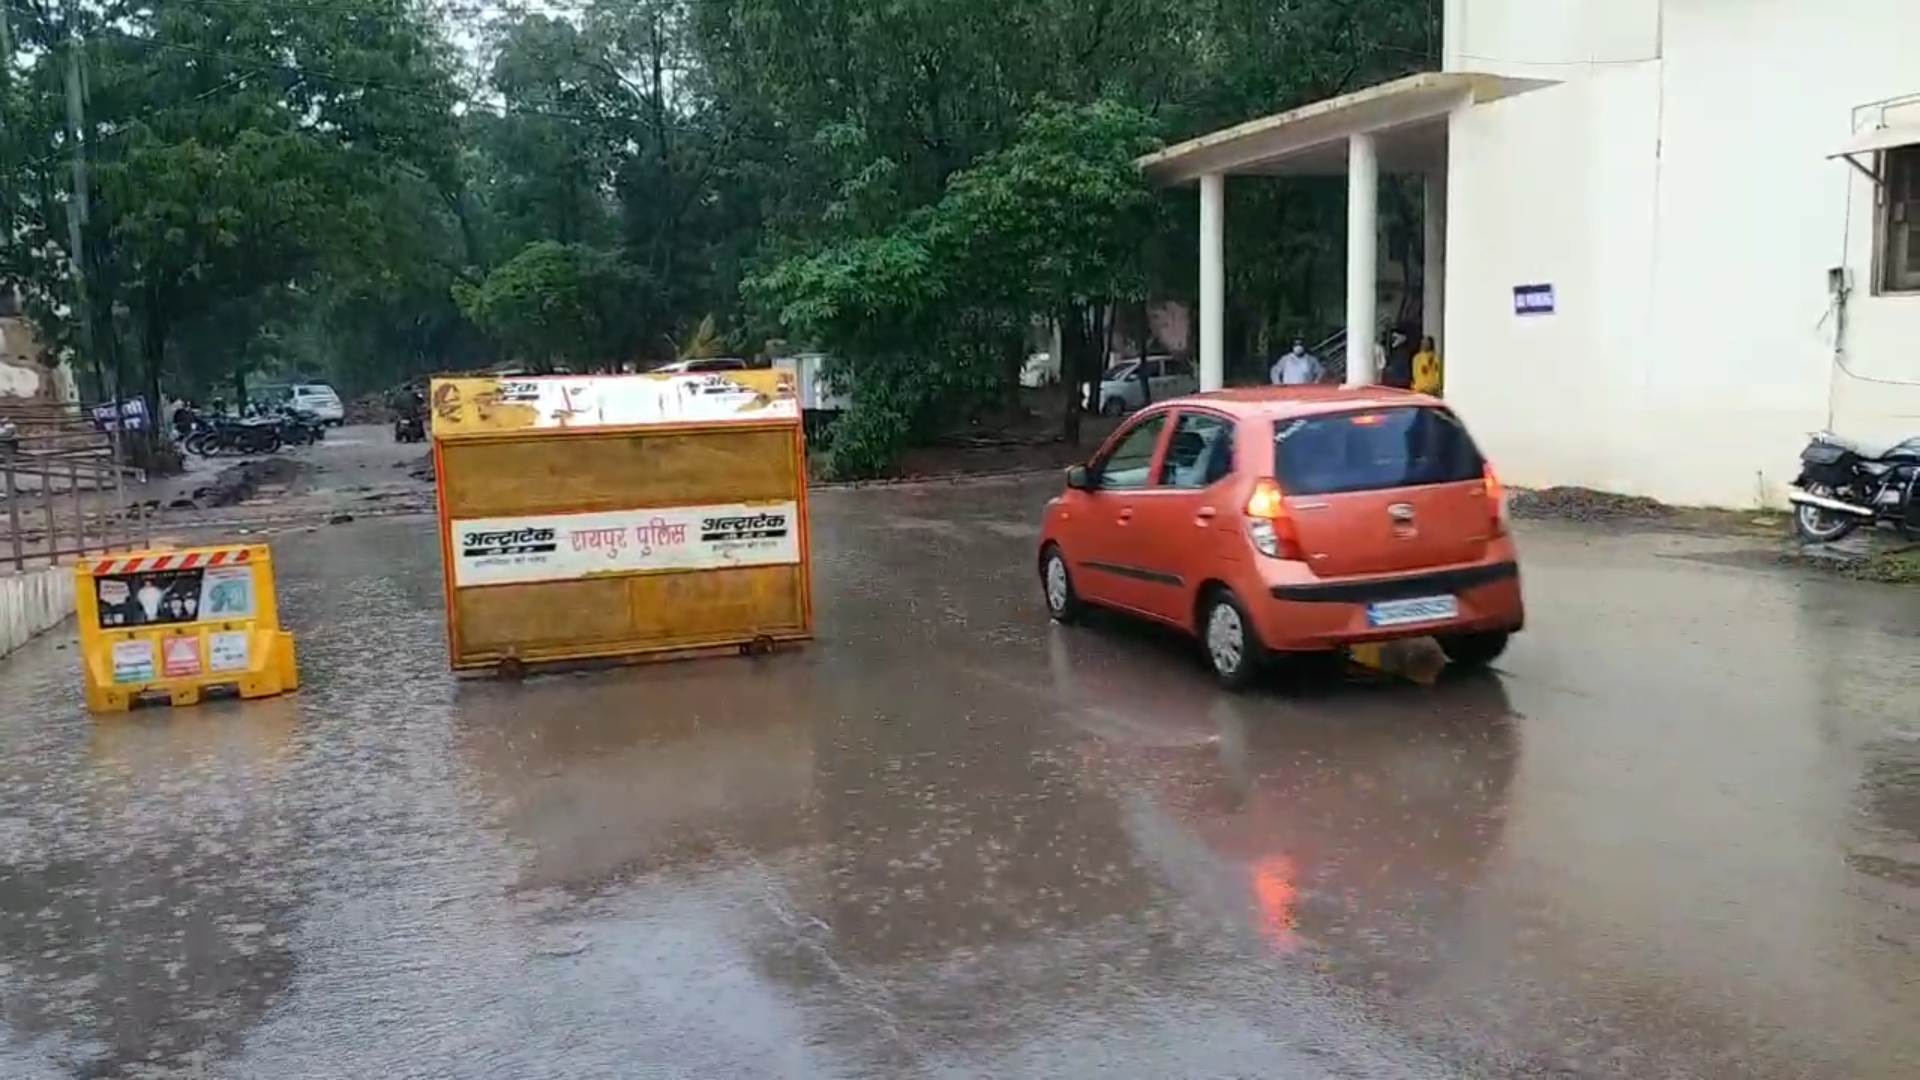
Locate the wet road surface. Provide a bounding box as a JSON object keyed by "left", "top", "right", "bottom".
{"left": 1, "top": 475, "right": 1917, "bottom": 1077}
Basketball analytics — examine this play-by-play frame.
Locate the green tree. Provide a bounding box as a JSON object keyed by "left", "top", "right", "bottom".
{"left": 751, "top": 99, "right": 1164, "bottom": 477}
{"left": 455, "top": 239, "right": 647, "bottom": 371}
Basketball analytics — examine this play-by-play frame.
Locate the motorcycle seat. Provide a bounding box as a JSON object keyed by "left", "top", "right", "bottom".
{"left": 1816, "top": 433, "right": 1899, "bottom": 459}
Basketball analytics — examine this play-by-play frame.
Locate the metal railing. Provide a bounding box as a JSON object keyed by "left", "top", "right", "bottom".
{"left": 1, "top": 402, "right": 150, "bottom": 573}
{"left": 1310, "top": 313, "right": 1396, "bottom": 385}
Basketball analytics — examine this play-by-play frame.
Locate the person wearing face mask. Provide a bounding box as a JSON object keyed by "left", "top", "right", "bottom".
{"left": 1269, "top": 338, "right": 1322, "bottom": 386}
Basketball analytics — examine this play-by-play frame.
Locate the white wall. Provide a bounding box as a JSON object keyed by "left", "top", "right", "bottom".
{"left": 1446, "top": 0, "right": 1920, "bottom": 506}
{"left": 1446, "top": 0, "right": 1660, "bottom": 80}
{"left": 1445, "top": 63, "right": 1664, "bottom": 494}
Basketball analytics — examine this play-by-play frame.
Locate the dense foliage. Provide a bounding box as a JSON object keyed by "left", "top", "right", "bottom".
{"left": 0, "top": 0, "right": 1438, "bottom": 474}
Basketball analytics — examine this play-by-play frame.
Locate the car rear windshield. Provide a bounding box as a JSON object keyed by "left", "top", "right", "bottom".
{"left": 1272, "top": 406, "right": 1485, "bottom": 496}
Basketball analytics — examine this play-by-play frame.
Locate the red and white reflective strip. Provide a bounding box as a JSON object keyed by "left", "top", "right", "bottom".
{"left": 86, "top": 548, "right": 250, "bottom": 576}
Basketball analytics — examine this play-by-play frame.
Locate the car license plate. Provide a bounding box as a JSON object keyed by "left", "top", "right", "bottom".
{"left": 1366, "top": 595, "right": 1458, "bottom": 628}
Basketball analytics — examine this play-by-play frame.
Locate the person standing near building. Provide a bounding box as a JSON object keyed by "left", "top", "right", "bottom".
{"left": 1411, "top": 336, "right": 1443, "bottom": 396}
{"left": 1379, "top": 329, "right": 1415, "bottom": 390}
{"left": 1269, "top": 338, "right": 1322, "bottom": 385}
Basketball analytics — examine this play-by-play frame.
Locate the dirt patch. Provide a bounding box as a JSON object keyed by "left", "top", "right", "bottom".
{"left": 1508, "top": 486, "right": 1676, "bottom": 523}
{"left": 1788, "top": 542, "right": 1920, "bottom": 585}
{"left": 1508, "top": 486, "right": 1788, "bottom": 540}
{"left": 173, "top": 457, "right": 302, "bottom": 510}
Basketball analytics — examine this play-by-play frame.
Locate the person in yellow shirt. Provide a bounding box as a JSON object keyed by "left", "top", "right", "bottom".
{"left": 1411, "top": 335, "right": 1443, "bottom": 396}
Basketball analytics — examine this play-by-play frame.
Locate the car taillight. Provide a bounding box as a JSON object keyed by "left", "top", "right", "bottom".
{"left": 1244, "top": 478, "right": 1304, "bottom": 560}
{"left": 1484, "top": 463, "right": 1508, "bottom": 536}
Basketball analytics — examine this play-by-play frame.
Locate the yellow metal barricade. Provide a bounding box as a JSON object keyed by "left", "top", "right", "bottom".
{"left": 75, "top": 544, "right": 299, "bottom": 713}
{"left": 430, "top": 370, "right": 814, "bottom": 674}
{"left": 1348, "top": 639, "right": 1447, "bottom": 685}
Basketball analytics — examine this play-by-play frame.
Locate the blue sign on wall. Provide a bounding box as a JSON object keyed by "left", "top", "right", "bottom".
{"left": 1513, "top": 283, "right": 1556, "bottom": 316}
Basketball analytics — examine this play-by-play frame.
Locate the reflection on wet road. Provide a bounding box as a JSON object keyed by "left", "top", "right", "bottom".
{"left": 0, "top": 475, "right": 1916, "bottom": 1077}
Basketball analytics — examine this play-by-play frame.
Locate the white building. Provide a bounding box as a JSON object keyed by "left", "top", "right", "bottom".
{"left": 1141, "top": 0, "right": 1920, "bottom": 508}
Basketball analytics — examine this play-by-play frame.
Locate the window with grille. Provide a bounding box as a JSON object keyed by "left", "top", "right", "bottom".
{"left": 1880, "top": 145, "right": 1920, "bottom": 293}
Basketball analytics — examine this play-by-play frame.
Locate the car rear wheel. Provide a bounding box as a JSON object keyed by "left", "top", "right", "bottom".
{"left": 1437, "top": 630, "right": 1510, "bottom": 669}
{"left": 1200, "top": 587, "right": 1264, "bottom": 691}
{"left": 1100, "top": 396, "right": 1125, "bottom": 417}
{"left": 1040, "top": 544, "right": 1083, "bottom": 624}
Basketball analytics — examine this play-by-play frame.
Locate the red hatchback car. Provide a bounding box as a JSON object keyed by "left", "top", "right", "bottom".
{"left": 1037, "top": 386, "right": 1524, "bottom": 688}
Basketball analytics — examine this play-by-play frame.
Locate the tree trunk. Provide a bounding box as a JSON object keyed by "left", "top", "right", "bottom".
{"left": 140, "top": 289, "right": 167, "bottom": 404}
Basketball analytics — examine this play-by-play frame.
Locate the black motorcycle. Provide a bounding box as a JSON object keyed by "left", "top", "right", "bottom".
{"left": 393, "top": 413, "right": 426, "bottom": 443}
{"left": 275, "top": 408, "right": 327, "bottom": 446}
{"left": 1788, "top": 430, "right": 1920, "bottom": 543}
{"left": 184, "top": 416, "right": 283, "bottom": 456}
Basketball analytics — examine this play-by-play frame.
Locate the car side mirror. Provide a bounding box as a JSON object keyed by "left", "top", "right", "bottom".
{"left": 1065, "top": 464, "right": 1093, "bottom": 491}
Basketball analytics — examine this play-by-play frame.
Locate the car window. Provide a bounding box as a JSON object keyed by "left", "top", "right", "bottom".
{"left": 1163, "top": 359, "right": 1194, "bottom": 380}
{"left": 1101, "top": 362, "right": 1138, "bottom": 383}
{"left": 1157, "top": 412, "right": 1234, "bottom": 488}
{"left": 1273, "top": 406, "right": 1484, "bottom": 496}
{"left": 1096, "top": 413, "right": 1169, "bottom": 490}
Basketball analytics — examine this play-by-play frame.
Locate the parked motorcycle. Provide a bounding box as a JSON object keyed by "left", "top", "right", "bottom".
{"left": 184, "top": 416, "right": 284, "bottom": 456}
{"left": 274, "top": 407, "right": 327, "bottom": 446}
{"left": 1787, "top": 430, "right": 1920, "bottom": 543}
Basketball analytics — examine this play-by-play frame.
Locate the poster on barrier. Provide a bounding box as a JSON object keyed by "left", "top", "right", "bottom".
{"left": 162, "top": 638, "right": 201, "bottom": 678}
{"left": 91, "top": 562, "right": 254, "bottom": 627}
{"left": 449, "top": 501, "right": 802, "bottom": 588}
{"left": 208, "top": 631, "right": 251, "bottom": 673}
{"left": 111, "top": 640, "right": 156, "bottom": 683}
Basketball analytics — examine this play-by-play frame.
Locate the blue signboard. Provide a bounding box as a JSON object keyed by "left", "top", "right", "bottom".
{"left": 1513, "top": 283, "right": 1555, "bottom": 316}
{"left": 89, "top": 398, "right": 149, "bottom": 432}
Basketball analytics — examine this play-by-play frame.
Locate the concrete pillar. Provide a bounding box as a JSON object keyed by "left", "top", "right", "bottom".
{"left": 1198, "top": 172, "right": 1226, "bottom": 392}
{"left": 1344, "top": 133, "right": 1379, "bottom": 387}
{"left": 1422, "top": 168, "right": 1447, "bottom": 346}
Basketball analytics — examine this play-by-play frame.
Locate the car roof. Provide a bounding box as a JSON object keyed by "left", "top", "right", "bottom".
{"left": 1150, "top": 384, "right": 1437, "bottom": 420}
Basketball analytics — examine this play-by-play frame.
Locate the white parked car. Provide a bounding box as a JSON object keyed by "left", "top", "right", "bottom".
{"left": 288, "top": 383, "right": 345, "bottom": 426}
{"left": 1019, "top": 351, "right": 1060, "bottom": 388}
{"left": 1081, "top": 356, "right": 1197, "bottom": 416}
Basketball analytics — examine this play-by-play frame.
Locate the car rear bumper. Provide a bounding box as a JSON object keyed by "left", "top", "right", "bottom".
{"left": 1250, "top": 560, "right": 1524, "bottom": 651}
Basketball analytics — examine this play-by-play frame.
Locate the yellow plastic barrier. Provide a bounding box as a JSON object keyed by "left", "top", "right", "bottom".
{"left": 1348, "top": 638, "right": 1447, "bottom": 685}
{"left": 74, "top": 544, "right": 299, "bottom": 713}
{"left": 430, "top": 370, "right": 814, "bottom": 674}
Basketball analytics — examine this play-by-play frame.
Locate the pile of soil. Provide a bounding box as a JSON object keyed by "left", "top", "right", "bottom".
{"left": 170, "top": 457, "right": 301, "bottom": 510}
{"left": 345, "top": 395, "right": 391, "bottom": 425}
{"left": 1507, "top": 486, "right": 1675, "bottom": 523}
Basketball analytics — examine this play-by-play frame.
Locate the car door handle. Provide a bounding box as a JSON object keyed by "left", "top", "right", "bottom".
{"left": 1194, "top": 506, "right": 1216, "bottom": 524}
{"left": 1118, "top": 508, "right": 1133, "bottom": 523}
